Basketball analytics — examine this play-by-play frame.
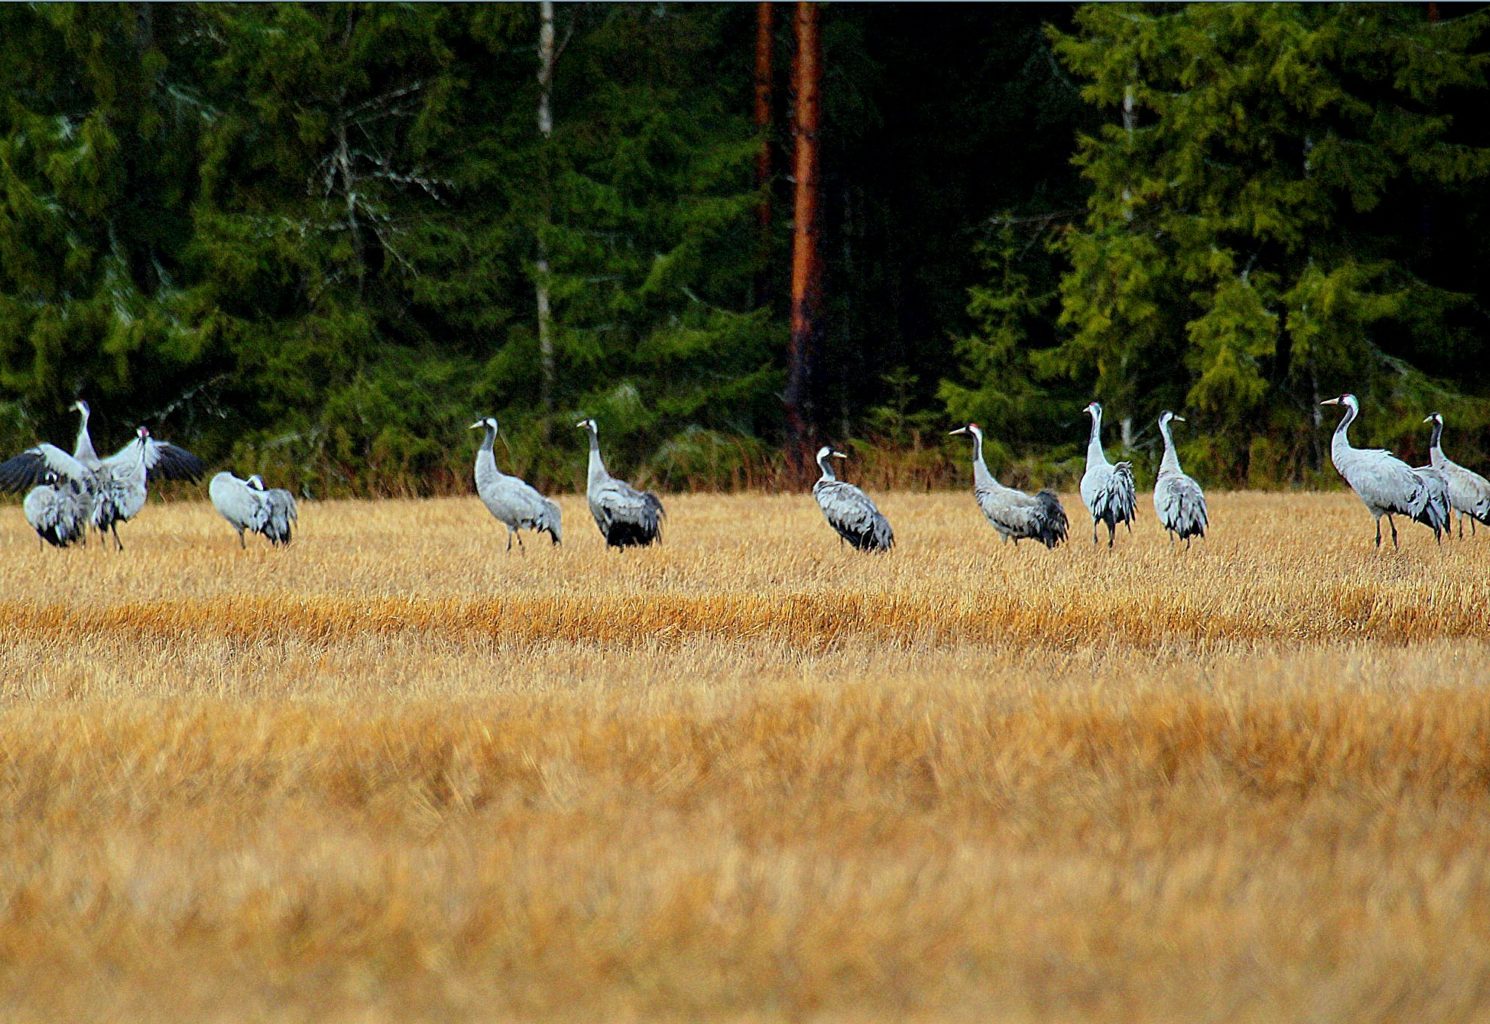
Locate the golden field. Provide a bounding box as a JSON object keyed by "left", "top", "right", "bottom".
{"left": 3, "top": 489, "right": 1490, "bottom": 1022}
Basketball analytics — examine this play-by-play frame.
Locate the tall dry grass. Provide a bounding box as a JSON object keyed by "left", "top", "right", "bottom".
{"left": 2, "top": 491, "right": 1489, "bottom": 1022}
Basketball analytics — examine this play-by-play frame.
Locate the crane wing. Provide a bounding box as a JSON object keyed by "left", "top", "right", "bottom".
{"left": 106, "top": 437, "right": 206, "bottom": 482}
{"left": 0, "top": 444, "right": 90, "bottom": 491}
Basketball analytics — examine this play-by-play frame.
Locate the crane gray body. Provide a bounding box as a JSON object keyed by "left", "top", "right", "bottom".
{"left": 471, "top": 418, "right": 560, "bottom": 551}
{"left": 1322, "top": 394, "right": 1447, "bottom": 548}
{"left": 812, "top": 446, "right": 894, "bottom": 552}
{"left": 1079, "top": 402, "right": 1137, "bottom": 547}
{"left": 1153, "top": 412, "right": 1208, "bottom": 549}
{"left": 949, "top": 424, "right": 1066, "bottom": 548}
{"left": 23, "top": 472, "right": 89, "bottom": 548}
{"left": 210, "top": 472, "right": 297, "bottom": 547}
{"left": 1425, "top": 413, "right": 1490, "bottom": 536}
{"left": 249, "top": 476, "right": 298, "bottom": 546}
{"left": 577, "top": 418, "right": 663, "bottom": 548}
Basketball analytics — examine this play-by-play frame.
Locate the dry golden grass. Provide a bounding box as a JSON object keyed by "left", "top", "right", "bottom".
{"left": 3, "top": 490, "right": 1489, "bottom": 1022}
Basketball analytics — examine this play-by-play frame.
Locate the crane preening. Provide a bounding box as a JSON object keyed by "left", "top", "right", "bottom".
{"left": 1321, "top": 394, "right": 1448, "bottom": 548}
{"left": 947, "top": 423, "right": 1067, "bottom": 548}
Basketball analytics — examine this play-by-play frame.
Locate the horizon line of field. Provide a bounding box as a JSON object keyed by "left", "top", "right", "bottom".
{"left": 3, "top": 590, "right": 1484, "bottom": 648}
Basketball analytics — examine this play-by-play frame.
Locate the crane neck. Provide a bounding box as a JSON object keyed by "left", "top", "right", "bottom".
{"left": 969, "top": 431, "right": 994, "bottom": 488}
{"left": 1429, "top": 418, "right": 1444, "bottom": 461}
{"left": 586, "top": 431, "right": 609, "bottom": 485}
{"left": 1086, "top": 411, "right": 1108, "bottom": 466}
{"left": 478, "top": 425, "right": 497, "bottom": 453}
{"left": 1330, "top": 403, "right": 1357, "bottom": 465}
{"left": 74, "top": 407, "right": 97, "bottom": 464}
{"left": 816, "top": 451, "right": 837, "bottom": 482}
{"left": 1158, "top": 419, "right": 1182, "bottom": 475}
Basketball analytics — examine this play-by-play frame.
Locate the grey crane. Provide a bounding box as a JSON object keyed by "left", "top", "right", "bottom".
{"left": 812, "top": 446, "right": 894, "bottom": 552}
{"left": 247, "top": 476, "right": 298, "bottom": 546}
{"left": 576, "top": 418, "right": 663, "bottom": 548}
{"left": 1424, "top": 412, "right": 1490, "bottom": 537}
{"left": 1321, "top": 394, "right": 1448, "bottom": 548}
{"left": 948, "top": 423, "right": 1067, "bottom": 548}
{"left": 210, "top": 472, "right": 297, "bottom": 548}
{"left": 471, "top": 417, "right": 560, "bottom": 551}
{"left": 23, "top": 471, "right": 89, "bottom": 549}
{"left": 1153, "top": 411, "right": 1208, "bottom": 549}
{"left": 1079, "top": 401, "right": 1137, "bottom": 547}
{"left": 0, "top": 424, "right": 204, "bottom": 549}
{"left": 72, "top": 399, "right": 99, "bottom": 466}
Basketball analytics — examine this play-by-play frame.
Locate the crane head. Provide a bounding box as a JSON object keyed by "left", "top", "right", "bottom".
{"left": 1159, "top": 410, "right": 1186, "bottom": 426}
{"left": 136, "top": 425, "right": 150, "bottom": 440}
{"left": 1083, "top": 401, "right": 1101, "bottom": 418}
{"left": 1319, "top": 394, "right": 1356, "bottom": 411}
{"left": 948, "top": 423, "right": 982, "bottom": 439}
{"left": 1424, "top": 412, "right": 1443, "bottom": 425}
{"left": 576, "top": 417, "right": 597, "bottom": 433}
{"left": 73, "top": 399, "right": 89, "bottom": 416}
{"left": 469, "top": 416, "right": 498, "bottom": 432}
{"left": 246, "top": 475, "right": 267, "bottom": 491}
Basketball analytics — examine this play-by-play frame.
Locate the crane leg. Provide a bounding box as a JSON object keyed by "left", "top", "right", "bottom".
{"left": 1388, "top": 514, "right": 1399, "bottom": 550}
{"left": 1106, "top": 521, "right": 1116, "bottom": 548}
{"left": 111, "top": 523, "right": 123, "bottom": 552}
{"left": 517, "top": 531, "right": 526, "bottom": 556}
{"left": 505, "top": 529, "right": 514, "bottom": 553}
{"left": 1091, "top": 520, "right": 1099, "bottom": 545}
{"left": 1185, "top": 535, "right": 1192, "bottom": 552}
{"left": 1375, "top": 519, "right": 1382, "bottom": 548}
{"left": 238, "top": 529, "right": 246, "bottom": 550}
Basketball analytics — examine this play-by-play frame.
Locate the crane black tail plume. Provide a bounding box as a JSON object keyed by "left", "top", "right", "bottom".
{"left": 1033, "top": 489, "right": 1069, "bottom": 549}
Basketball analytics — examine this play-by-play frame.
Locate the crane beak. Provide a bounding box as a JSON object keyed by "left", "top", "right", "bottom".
{"left": 575, "top": 420, "right": 588, "bottom": 429}
{"left": 830, "top": 451, "right": 848, "bottom": 460}
{"left": 1319, "top": 398, "right": 1340, "bottom": 406}
{"left": 948, "top": 426, "right": 967, "bottom": 436}
{"left": 1172, "top": 415, "right": 1186, "bottom": 423}
{"left": 1423, "top": 415, "right": 1435, "bottom": 424}
{"left": 469, "top": 421, "right": 483, "bottom": 430}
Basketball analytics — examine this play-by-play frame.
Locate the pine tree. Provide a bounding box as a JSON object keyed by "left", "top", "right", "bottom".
{"left": 1052, "top": 4, "right": 1490, "bottom": 482}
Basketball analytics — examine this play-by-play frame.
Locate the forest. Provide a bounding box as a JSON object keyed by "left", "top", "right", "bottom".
{"left": 1, "top": 2, "right": 1487, "bottom": 496}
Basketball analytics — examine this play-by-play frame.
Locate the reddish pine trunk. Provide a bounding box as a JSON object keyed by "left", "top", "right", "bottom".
{"left": 786, "top": 1, "right": 821, "bottom": 478}
{"left": 753, "top": 2, "right": 774, "bottom": 304}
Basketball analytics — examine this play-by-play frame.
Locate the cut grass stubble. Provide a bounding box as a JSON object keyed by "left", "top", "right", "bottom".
{"left": 2, "top": 491, "right": 1489, "bottom": 1023}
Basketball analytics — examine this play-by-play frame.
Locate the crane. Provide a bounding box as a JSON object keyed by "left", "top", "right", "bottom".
{"left": 471, "top": 417, "right": 560, "bottom": 551}
{"left": 23, "top": 471, "right": 88, "bottom": 549}
{"left": 1321, "top": 394, "right": 1447, "bottom": 548}
{"left": 577, "top": 418, "right": 663, "bottom": 548}
{"left": 1079, "top": 401, "right": 1137, "bottom": 547}
{"left": 210, "top": 472, "right": 297, "bottom": 548}
{"left": 947, "top": 423, "right": 1067, "bottom": 548}
{"left": 1153, "top": 411, "right": 1208, "bottom": 549}
{"left": 812, "top": 446, "right": 894, "bottom": 552}
{"left": 247, "top": 476, "right": 298, "bottom": 546}
{"left": 0, "top": 424, "right": 204, "bottom": 549}
{"left": 1424, "top": 412, "right": 1490, "bottom": 537}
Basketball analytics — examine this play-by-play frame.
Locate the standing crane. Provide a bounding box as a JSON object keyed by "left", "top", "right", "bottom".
{"left": 1153, "top": 411, "right": 1208, "bottom": 549}
{"left": 812, "top": 446, "right": 894, "bottom": 552}
{"left": 23, "top": 471, "right": 89, "bottom": 549}
{"left": 210, "top": 472, "right": 298, "bottom": 548}
{"left": 947, "top": 423, "right": 1067, "bottom": 548}
{"left": 1320, "top": 394, "right": 1447, "bottom": 548}
{"left": 1079, "top": 401, "right": 1137, "bottom": 547}
{"left": 471, "top": 417, "right": 560, "bottom": 551}
{"left": 576, "top": 418, "right": 663, "bottom": 548}
{"left": 1424, "top": 412, "right": 1490, "bottom": 537}
{"left": 247, "top": 476, "right": 298, "bottom": 546}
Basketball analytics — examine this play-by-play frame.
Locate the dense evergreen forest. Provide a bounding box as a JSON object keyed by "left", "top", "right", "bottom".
{"left": 1, "top": 3, "right": 1487, "bottom": 495}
